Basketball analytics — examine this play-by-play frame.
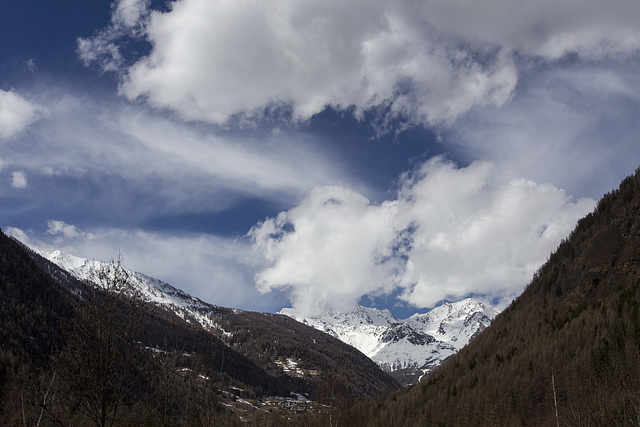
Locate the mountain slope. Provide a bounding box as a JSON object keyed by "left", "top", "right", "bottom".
{"left": 0, "top": 229, "right": 74, "bottom": 383}
{"left": 32, "top": 246, "right": 399, "bottom": 398}
{"left": 282, "top": 298, "right": 498, "bottom": 386}
{"left": 2, "top": 236, "right": 293, "bottom": 424}
{"left": 343, "top": 166, "right": 640, "bottom": 425}
{"left": 1, "top": 231, "right": 400, "bottom": 424}
{"left": 37, "top": 249, "right": 225, "bottom": 330}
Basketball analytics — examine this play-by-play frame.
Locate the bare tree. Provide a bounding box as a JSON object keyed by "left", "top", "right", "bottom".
{"left": 61, "top": 253, "right": 144, "bottom": 427}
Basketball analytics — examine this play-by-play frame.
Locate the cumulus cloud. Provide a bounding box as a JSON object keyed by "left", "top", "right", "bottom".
{"left": 0, "top": 90, "right": 45, "bottom": 140}
{"left": 10, "top": 171, "right": 28, "bottom": 189}
{"left": 6, "top": 222, "right": 274, "bottom": 312}
{"left": 251, "top": 158, "right": 595, "bottom": 315}
{"left": 250, "top": 185, "right": 401, "bottom": 316}
{"left": 79, "top": 0, "right": 640, "bottom": 128}
{"left": 394, "top": 159, "right": 595, "bottom": 307}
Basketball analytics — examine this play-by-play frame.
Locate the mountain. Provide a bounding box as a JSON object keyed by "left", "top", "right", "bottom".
{"left": 340, "top": 167, "right": 640, "bottom": 425}
{"left": 34, "top": 247, "right": 399, "bottom": 396}
{"left": 0, "top": 233, "right": 399, "bottom": 425}
{"left": 37, "top": 249, "right": 226, "bottom": 331}
{"left": 281, "top": 298, "right": 499, "bottom": 386}
{"left": 41, "top": 248, "right": 498, "bottom": 388}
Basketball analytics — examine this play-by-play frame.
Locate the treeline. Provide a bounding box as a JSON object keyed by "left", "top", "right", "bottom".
{"left": 333, "top": 166, "right": 640, "bottom": 426}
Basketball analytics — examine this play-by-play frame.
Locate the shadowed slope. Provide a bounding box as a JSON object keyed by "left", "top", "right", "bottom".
{"left": 344, "top": 166, "right": 640, "bottom": 426}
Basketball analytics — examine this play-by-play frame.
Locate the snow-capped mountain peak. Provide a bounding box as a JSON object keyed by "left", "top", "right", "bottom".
{"left": 281, "top": 305, "right": 397, "bottom": 358}
{"left": 280, "top": 298, "right": 500, "bottom": 385}
{"left": 405, "top": 298, "right": 498, "bottom": 350}
{"left": 37, "top": 248, "right": 226, "bottom": 331}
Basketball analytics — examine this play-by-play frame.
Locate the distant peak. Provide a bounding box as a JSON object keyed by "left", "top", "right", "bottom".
{"left": 281, "top": 304, "right": 399, "bottom": 326}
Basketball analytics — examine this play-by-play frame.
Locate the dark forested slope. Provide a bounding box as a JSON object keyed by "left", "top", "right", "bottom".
{"left": 345, "top": 167, "right": 640, "bottom": 426}
{"left": 210, "top": 307, "right": 400, "bottom": 398}
{"left": 0, "top": 227, "right": 73, "bottom": 388}
{"left": 0, "top": 230, "right": 398, "bottom": 425}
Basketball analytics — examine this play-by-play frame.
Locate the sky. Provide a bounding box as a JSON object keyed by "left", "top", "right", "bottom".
{"left": 1, "top": 0, "right": 639, "bottom": 318}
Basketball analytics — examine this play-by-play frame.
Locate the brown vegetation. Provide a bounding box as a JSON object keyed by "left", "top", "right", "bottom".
{"left": 0, "top": 228, "right": 397, "bottom": 425}
{"left": 339, "top": 166, "right": 640, "bottom": 426}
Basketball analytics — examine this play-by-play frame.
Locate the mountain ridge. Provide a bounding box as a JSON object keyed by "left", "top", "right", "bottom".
{"left": 37, "top": 248, "right": 224, "bottom": 331}
{"left": 36, "top": 244, "right": 498, "bottom": 387}
{"left": 340, "top": 166, "right": 640, "bottom": 425}
{"left": 25, "top": 243, "right": 400, "bottom": 397}
{"left": 281, "top": 298, "right": 499, "bottom": 386}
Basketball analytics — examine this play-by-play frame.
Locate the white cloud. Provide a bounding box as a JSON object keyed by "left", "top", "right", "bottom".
{"left": 25, "top": 59, "right": 37, "bottom": 73}
{"left": 394, "top": 158, "right": 595, "bottom": 307}
{"left": 0, "top": 90, "right": 45, "bottom": 140}
{"left": 78, "top": 0, "right": 149, "bottom": 72}
{"left": 113, "top": 0, "right": 149, "bottom": 29}
{"left": 11, "top": 171, "right": 28, "bottom": 189}
{"left": 414, "top": 0, "right": 640, "bottom": 61}
{"left": 80, "top": 0, "right": 640, "bottom": 128}
{"left": 46, "top": 220, "right": 91, "bottom": 241}
{"left": 118, "top": 0, "right": 518, "bottom": 126}
{"left": 251, "top": 158, "right": 595, "bottom": 315}
{"left": 5, "top": 226, "right": 31, "bottom": 244}
{"left": 250, "top": 185, "right": 401, "bottom": 316}
{"left": 117, "top": 0, "right": 518, "bottom": 126}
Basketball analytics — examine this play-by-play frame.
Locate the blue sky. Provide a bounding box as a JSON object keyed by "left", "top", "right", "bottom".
{"left": 2, "top": 0, "right": 640, "bottom": 318}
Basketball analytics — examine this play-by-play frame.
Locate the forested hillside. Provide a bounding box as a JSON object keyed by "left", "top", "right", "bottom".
{"left": 0, "top": 234, "right": 254, "bottom": 425}
{"left": 342, "top": 166, "right": 640, "bottom": 426}
{"left": 0, "top": 231, "right": 397, "bottom": 425}
{"left": 211, "top": 307, "right": 399, "bottom": 397}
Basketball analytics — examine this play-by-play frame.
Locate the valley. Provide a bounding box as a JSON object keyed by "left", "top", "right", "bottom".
{"left": 1, "top": 166, "right": 640, "bottom": 425}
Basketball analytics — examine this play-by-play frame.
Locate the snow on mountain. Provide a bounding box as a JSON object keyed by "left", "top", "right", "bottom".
{"left": 405, "top": 298, "right": 499, "bottom": 350}
{"left": 281, "top": 299, "right": 500, "bottom": 385}
{"left": 37, "top": 247, "right": 499, "bottom": 386}
{"left": 38, "top": 249, "right": 226, "bottom": 331}
{"left": 281, "top": 305, "right": 398, "bottom": 358}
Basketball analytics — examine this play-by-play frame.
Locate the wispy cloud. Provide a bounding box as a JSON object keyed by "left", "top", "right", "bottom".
{"left": 0, "top": 90, "right": 352, "bottom": 225}
{"left": 0, "top": 89, "right": 46, "bottom": 140}
{"left": 6, "top": 221, "right": 275, "bottom": 312}
{"left": 447, "top": 63, "right": 640, "bottom": 199}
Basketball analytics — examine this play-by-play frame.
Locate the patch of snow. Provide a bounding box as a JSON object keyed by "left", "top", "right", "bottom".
{"left": 275, "top": 358, "right": 306, "bottom": 377}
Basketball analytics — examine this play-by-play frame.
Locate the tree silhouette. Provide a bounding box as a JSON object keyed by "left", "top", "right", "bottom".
{"left": 61, "top": 254, "right": 145, "bottom": 427}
